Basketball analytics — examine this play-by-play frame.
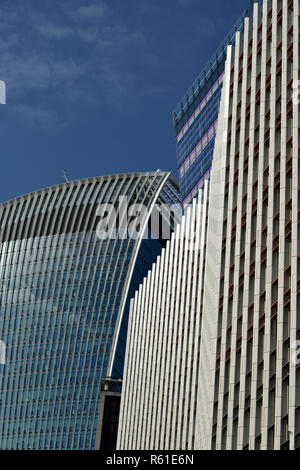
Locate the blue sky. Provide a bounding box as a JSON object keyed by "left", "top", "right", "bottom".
{"left": 0, "top": 0, "right": 250, "bottom": 203}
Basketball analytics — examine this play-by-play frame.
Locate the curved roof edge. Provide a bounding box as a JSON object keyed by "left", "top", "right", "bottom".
{"left": 0, "top": 170, "right": 179, "bottom": 208}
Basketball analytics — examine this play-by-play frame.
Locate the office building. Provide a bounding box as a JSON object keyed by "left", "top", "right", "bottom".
{"left": 97, "top": 377, "right": 122, "bottom": 451}
{"left": 117, "top": 1, "right": 256, "bottom": 451}
{"left": 118, "top": 0, "right": 300, "bottom": 452}
{"left": 117, "top": 182, "right": 209, "bottom": 450}
{"left": 0, "top": 172, "right": 180, "bottom": 449}
{"left": 173, "top": 6, "right": 253, "bottom": 204}
{"left": 198, "top": 0, "right": 299, "bottom": 450}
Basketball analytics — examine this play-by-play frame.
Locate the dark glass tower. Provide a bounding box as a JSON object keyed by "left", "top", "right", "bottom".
{"left": 0, "top": 172, "right": 180, "bottom": 450}
{"left": 173, "top": 6, "right": 255, "bottom": 204}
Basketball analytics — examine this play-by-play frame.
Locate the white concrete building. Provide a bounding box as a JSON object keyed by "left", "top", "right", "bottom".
{"left": 117, "top": 184, "right": 209, "bottom": 450}
{"left": 117, "top": 0, "right": 300, "bottom": 451}
{"left": 198, "top": 0, "right": 300, "bottom": 450}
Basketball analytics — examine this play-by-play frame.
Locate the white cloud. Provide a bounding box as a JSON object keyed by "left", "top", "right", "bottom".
{"left": 12, "top": 104, "right": 64, "bottom": 131}
{"left": 0, "top": 54, "right": 51, "bottom": 91}
{"left": 77, "top": 27, "right": 100, "bottom": 43}
{"left": 0, "top": 0, "right": 153, "bottom": 120}
{"left": 30, "top": 10, "right": 74, "bottom": 39}
{"left": 36, "top": 23, "right": 74, "bottom": 39}
{"left": 0, "top": 52, "right": 86, "bottom": 93}
{"left": 50, "top": 59, "right": 86, "bottom": 85}
{"left": 73, "top": 2, "right": 110, "bottom": 20}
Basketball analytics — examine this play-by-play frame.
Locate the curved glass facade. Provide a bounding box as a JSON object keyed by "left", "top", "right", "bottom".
{"left": 0, "top": 172, "right": 180, "bottom": 449}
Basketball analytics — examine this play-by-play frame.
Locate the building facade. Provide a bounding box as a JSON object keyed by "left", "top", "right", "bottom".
{"left": 0, "top": 172, "right": 180, "bottom": 450}
{"left": 198, "top": 0, "right": 300, "bottom": 450}
{"left": 118, "top": 0, "right": 300, "bottom": 452}
{"left": 117, "top": 183, "right": 209, "bottom": 450}
{"left": 97, "top": 377, "right": 122, "bottom": 451}
{"left": 173, "top": 8, "right": 251, "bottom": 205}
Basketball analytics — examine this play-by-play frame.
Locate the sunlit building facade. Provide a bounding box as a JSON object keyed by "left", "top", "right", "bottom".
{"left": 198, "top": 0, "right": 300, "bottom": 450}
{"left": 118, "top": 0, "right": 300, "bottom": 452}
{"left": 117, "top": 183, "right": 209, "bottom": 450}
{"left": 173, "top": 8, "right": 250, "bottom": 204}
{"left": 0, "top": 172, "right": 180, "bottom": 450}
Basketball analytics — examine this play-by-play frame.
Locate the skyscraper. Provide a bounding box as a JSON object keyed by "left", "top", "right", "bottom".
{"left": 198, "top": 0, "right": 299, "bottom": 450}
{"left": 118, "top": 0, "right": 300, "bottom": 452}
{"left": 173, "top": 6, "right": 251, "bottom": 204}
{"left": 0, "top": 172, "right": 180, "bottom": 450}
{"left": 117, "top": 1, "right": 259, "bottom": 452}
{"left": 117, "top": 183, "right": 209, "bottom": 450}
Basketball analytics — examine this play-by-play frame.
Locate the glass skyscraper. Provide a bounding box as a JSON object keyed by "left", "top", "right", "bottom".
{"left": 173, "top": 6, "right": 254, "bottom": 204}
{"left": 0, "top": 172, "right": 180, "bottom": 450}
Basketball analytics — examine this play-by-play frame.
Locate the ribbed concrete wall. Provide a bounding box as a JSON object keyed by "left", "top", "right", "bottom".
{"left": 117, "top": 183, "right": 209, "bottom": 450}
{"left": 199, "top": 0, "right": 299, "bottom": 450}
